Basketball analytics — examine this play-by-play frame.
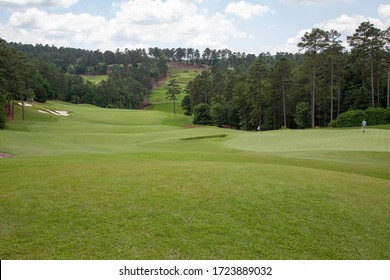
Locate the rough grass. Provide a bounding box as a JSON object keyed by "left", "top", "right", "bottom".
{"left": 0, "top": 101, "right": 389, "bottom": 260}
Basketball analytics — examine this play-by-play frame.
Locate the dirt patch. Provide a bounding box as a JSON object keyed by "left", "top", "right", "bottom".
{"left": 185, "top": 124, "right": 200, "bottom": 129}
{"left": 0, "top": 153, "right": 12, "bottom": 158}
{"left": 168, "top": 62, "right": 209, "bottom": 70}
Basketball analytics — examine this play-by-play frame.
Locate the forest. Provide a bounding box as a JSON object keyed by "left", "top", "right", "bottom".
{"left": 1, "top": 21, "right": 389, "bottom": 130}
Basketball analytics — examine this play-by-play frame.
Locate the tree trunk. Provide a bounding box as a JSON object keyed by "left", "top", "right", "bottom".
{"left": 377, "top": 78, "right": 380, "bottom": 106}
{"left": 12, "top": 98, "right": 15, "bottom": 119}
{"left": 6, "top": 94, "right": 11, "bottom": 118}
{"left": 371, "top": 54, "right": 375, "bottom": 107}
{"left": 273, "top": 98, "right": 276, "bottom": 130}
{"left": 330, "top": 58, "right": 334, "bottom": 121}
{"left": 337, "top": 75, "right": 341, "bottom": 116}
{"left": 258, "top": 102, "right": 262, "bottom": 131}
{"left": 20, "top": 85, "right": 25, "bottom": 121}
{"left": 312, "top": 64, "right": 316, "bottom": 128}
{"left": 282, "top": 75, "right": 287, "bottom": 128}
{"left": 387, "top": 61, "right": 390, "bottom": 108}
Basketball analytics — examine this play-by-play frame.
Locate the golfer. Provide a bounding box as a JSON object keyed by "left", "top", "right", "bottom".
{"left": 362, "top": 119, "right": 367, "bottom": 132}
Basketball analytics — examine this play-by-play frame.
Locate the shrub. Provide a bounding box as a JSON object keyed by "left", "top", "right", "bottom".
{"left": 333, "top": 107, "right": 390, "bottom": 128}
{"left": 106, "top": 103, "right": 116, "bottom": 109}
{"left": 365, "top": 107, "right": 388, "bottom": 125}
{"left": 386, "top": 108, "right": 390, "bottom": 123}
{"left": 335, "top": 109, "right": 365, "bottom": 127}
{"left": 328, "top": 120, "right": 337, "bottom": 128}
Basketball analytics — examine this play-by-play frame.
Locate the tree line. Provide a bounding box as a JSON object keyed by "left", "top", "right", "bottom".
{"left": 183, "top": 22, "right": 390, "bottom": 130}
{"left": 0, "top": 39, "right": 171, "bottom": 128}
{"left": 1, "top": 21, "right": 389, "bottom": 130}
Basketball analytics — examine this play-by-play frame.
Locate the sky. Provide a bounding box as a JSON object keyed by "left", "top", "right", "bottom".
{"left": 0, "top": 0, "right": 389, "bottom": 54}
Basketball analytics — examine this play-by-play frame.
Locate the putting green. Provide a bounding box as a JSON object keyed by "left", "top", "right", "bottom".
{"left": 224, "top": 128, "right": 390, "bottom": 153}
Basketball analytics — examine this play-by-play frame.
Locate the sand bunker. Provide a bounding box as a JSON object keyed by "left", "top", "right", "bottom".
{"left": 18, "top": 102, "right": 33, "bottom": 107}
{"left": 38, "top": 109, "right": 69, "bottom": 116}
{"left": 46, "top": 109, "right": 69, "bottom": 116}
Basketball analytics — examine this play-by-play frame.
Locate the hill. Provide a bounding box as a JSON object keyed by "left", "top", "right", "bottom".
{"left": 146, "top": 62, "right": 207, "bottom": 114}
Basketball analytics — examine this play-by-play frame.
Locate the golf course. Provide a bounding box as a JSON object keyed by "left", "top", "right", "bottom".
{"left": 1, "top": 73, "right": 390, "bottom": 259}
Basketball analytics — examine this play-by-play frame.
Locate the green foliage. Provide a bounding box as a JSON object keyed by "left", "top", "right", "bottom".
{"left": 165, "top": 79, "right": 181, "bottom": 114}
{"left": 335, "top": 110, "right": 365, "bottom": 127}
{"left": 328, "top": 120, "right": 337, "bottom": 128}
{"left": 334, "top": 107, "right": 390, "bottom": 127}
{"left": 193, "top": 103, "right": 212, "bottom": 125}
{"left": 210, "top": 102, "right": 228, "bottom": 127}
{"left": 181, "top": 94, "right": 192, "bottom": 116}
{"left": 3, "top": 19, "right": 390, "bottom": 131}
{"left": 294, "top": 102, "right": 311, "bottom": 128}
{"left": 365, "top": 107, "right": 390, "bottom": 125}
{"left": 106, "top": 103, "right": 116, "bottom": 109}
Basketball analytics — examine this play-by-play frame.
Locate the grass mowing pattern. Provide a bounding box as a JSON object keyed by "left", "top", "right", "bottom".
{"left": 1, "top": 102, "right": 389, "bottom": 260}
{"left": 148, "top": 67, "right": 202, "bottom": 114}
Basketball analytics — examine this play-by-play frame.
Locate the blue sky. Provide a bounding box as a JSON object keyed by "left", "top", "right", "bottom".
{"left": 0, "top": 0, "right": 389, "bottom": 54}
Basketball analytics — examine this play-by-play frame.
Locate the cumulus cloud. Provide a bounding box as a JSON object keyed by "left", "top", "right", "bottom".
{"left": 272, "top": 28, "right": 310, "bottom": 53}
{"left": 2, "top": 8, "right": 109, "bottom": 48}
{"left": 110, "top": 0, "right": 251, "bottom": 50}
{"left": 114, "top": 0, "right": 198, "bottom": 24}
{"left": 273, "top": 4, "right": 390, "bottom": 53}
{"left": 0, "top": 0, "right": 78, "bottom": 8}
{"left": 315, "top": 14, "right": 383, "bottom": 35}
{"left": 0, "top": 0, "right": 252, "bottom": 51}
{"left": 378, "top": 4, "right": 390, "bottom": 24}
{"left": 225, "top": 1, "right": 273, "bottom": 19}
{"left": 280, "top": 0, "right": 355, "bottom": 4}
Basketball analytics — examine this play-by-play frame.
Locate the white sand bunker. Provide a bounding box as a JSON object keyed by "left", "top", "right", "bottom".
{"left": 18, "top": 102, "right": 33, "bottom": 107}
{"left": 38, "top": 109, "right": 69, "bottom": 116}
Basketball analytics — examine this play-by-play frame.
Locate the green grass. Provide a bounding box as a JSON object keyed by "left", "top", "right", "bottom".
{"left": 0, "top": 101, "right": 389, "bottom": 260}
{"left": 82, "top": 75, "right": 108, "bottom": 84}
{"left": 148, "top": 68, "right": 201, "bottom": 114}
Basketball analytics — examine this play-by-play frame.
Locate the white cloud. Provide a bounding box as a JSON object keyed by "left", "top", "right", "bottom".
{"left": 272, "top": 28, "right": 310, "bottom": 53}
{"left": 273, "top": 4, "right": 389, "bottom": 54}
{"left": 280, "top": 0, "right": 355, "bottom": 5}
{"left": 114, "top": 0, "right": 197, "bottom": 24}
{"left": 2, "top": 8, "right": 109, "bottom": 48}
{"left": 110, "top": 0, "right": 251, "bottom": 50}
{"left": 0, "top": 0, "right": 252, "bottom": 51}
{"left": 315, "top": 14, "right": 383, "bottom": 35}
{"left": 0, "top": 0, "right": 78, "bottom": 8}
{"left": 225, "top": 1, "right": 273, "bottom": 19}
{"left": 378, "top": 4, "right": 390, "bottom": 23}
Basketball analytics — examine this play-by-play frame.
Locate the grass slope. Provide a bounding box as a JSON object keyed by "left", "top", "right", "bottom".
{"left": 0, "top": 102, "right": 389, "bottom": 260}
{"left": 148, "top": 65, "right": 204, "bottom": 114}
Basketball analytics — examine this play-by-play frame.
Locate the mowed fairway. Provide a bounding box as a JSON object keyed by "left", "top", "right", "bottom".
{"left": 148, "top": 66, "right": 203, "bottom": 114}
{"left": 0, "top": 101, "right": 389, "bottom": 259}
